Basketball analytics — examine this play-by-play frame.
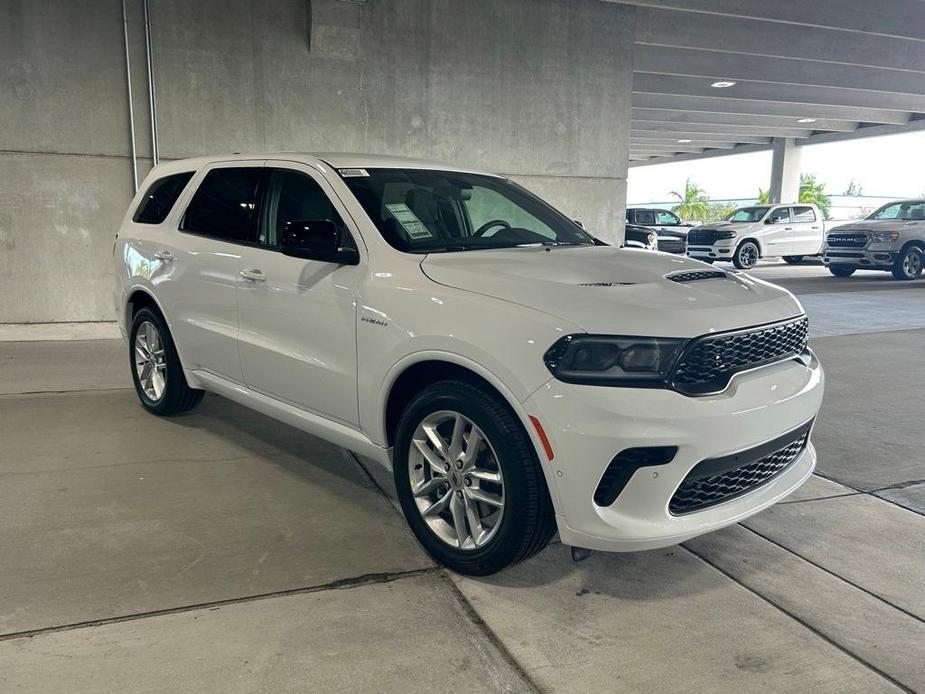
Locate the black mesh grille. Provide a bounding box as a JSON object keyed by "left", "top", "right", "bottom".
{"left": 670, "top": 424, "right": 811, "bottom": 514}
{"left": 594, "top": 446, "right": 678, "bottom": 507}
{"left": 671, "top": 316, "right": 809, "bottom": 395}
{"left": 666, "top": 270, "right": 727, "bottom": 283}
{"left": 687, "top": 229, "right": 720, "bottom": 245}
{"left": 826, "top": 232, "right": 867, "bottom": 248}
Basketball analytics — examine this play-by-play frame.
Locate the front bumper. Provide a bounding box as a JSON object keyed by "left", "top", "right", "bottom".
{"left": 823, "top": 245, "right": 897, "bottom": 269}
{"left": 687, "top": 240, "right": 735, "bottom": 261}
{"left": 524, "top": 355, "right": 823, "bottom": 552}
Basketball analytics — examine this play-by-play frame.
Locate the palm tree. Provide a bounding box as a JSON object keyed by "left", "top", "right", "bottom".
{"left": 669, "top": 179, "right": 710, "bottom": 221}
{"left": 800, "top": 173, "right": 831, "bottom": 219}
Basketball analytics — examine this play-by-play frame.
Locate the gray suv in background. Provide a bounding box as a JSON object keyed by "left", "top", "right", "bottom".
{"left": 823, "top": 200, "right": 925, "bottom": 280}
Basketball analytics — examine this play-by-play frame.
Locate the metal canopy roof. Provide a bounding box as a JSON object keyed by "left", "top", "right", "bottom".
{"left": 608, "top": 0, "right": 925, "bottom": 166}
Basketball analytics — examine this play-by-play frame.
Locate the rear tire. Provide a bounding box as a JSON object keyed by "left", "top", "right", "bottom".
{"left": 393, "top": 380, "right": 555, "bottom": 575}
{"left": 891, "top": 246, "right": 923, "bottom": 280}
{"left": 733, "top": 240, "right": 760, "bottom": 269}
{"left": 828, "top": 266, "right": 856, "bottom": 278}
{"left": 783, "top": 256, "right": 804, "bottom": 264}
{"left": 129, "top": 307, "right": 204, "bottom": 416}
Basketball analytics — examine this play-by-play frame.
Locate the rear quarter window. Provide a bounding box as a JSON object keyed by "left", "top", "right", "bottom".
{"left": 133, "top": 172, "right": 195, "bottom": 224}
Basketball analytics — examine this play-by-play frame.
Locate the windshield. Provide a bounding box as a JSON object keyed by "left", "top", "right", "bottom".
{"left": 339, "top": 169, "right": 596, "bottom": 253}
{"left": 868, "top": 201, "right": 925, "bottom": 221}
{"left": 724, "top": 206, "right": 769, "bottom": 223}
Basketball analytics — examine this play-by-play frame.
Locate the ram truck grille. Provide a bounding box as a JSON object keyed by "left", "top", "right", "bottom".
{"left": 826, "top": 232, "right": 867, "bottom": 248}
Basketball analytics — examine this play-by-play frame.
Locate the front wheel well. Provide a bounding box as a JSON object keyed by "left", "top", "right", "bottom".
{"left": 737, "top": 237, "right": 762, "bottom": 255}
{"left": 384, "top": 361, "right": 515, "bottom": 447}
{"left": 900, "top": 239, "right": 925, "bottom": 252}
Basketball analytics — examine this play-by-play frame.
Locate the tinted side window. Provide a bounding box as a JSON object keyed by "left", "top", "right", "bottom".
{"left": 791, "top": 206, "right": 816, "bottom": 222}
{"left": 635, "top": 210, "right": 656, "bottom": 225}
{"left": 655, "top": 210, "right": 679, "bottom": 225}
{"left": 767, "top": 207, "right": 791, "bottom": 223}
{"left": 182, "top": 168, "right": 262, "bottom": 242}
{"left": 133, "top": 172, "right": 194, "bottom": 224}
{"left": 262, "top": 169, "right": 354, "bottom": 249}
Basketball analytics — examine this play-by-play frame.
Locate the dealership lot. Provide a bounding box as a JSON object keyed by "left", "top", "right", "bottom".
{"left": 1, "top": 263, "right": 922, "bottom": 693}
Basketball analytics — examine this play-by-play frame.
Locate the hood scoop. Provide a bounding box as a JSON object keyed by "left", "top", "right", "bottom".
{"left": 579, "top": 281, "right": 636, "bottom": 287}
{"left": 666, "top": 270, "right": 728, "bottom": 283}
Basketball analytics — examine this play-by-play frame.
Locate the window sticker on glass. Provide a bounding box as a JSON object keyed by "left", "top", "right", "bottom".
{"left": 385, "top": 203, "right": 433, "bottom": 239}
{"left": 339, "top": 168, "right": 369, "bottom": 177}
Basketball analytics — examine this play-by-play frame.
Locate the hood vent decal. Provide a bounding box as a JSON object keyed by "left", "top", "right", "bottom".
{"left": 579, "top": 282, "right": 636, "bottom": 287}
{"left": 666, "top": 270, "right": 728, "bottom": 283}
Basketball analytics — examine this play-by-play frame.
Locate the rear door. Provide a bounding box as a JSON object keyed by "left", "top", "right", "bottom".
{"left": 161, "top": 161, "right": 264, "bottom": 383}
{"left": 235, "top": 161, "right": 363, "bottom": 426}
{"left": 790, "top": 206, "right": 822, "bottom": 254}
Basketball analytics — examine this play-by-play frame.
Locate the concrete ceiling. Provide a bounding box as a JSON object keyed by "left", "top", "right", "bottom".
{"left": 608, "top": 0, "right": 925, "bottom": 165}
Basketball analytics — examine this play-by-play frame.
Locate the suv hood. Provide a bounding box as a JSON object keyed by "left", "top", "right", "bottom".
{"left": 701, "top": 221, "right": 758, "bottom": 231}
{"left": 420, "top": 246, "right": 803, "bottom": 336}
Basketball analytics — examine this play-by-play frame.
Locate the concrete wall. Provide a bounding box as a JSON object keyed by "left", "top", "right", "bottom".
{"left": 1, "top": 0, "right": 634, "bottom": 323}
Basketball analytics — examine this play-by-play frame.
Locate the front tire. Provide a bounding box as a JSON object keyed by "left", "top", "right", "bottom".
{"left": 130, "top": 307, "right": 204, "bottom": 415}
{"left": 783, "top": 255, "right": 804, "bottom": 264}
{"left": 393, "top": 380, "right": 555, "bottom": 575}
{"left": 733, "top": 240, "right": 760, "bottom": 269}
{"left": 892, "top": 246, "right": 923, "bottom": 280}
{"left": 828, "top": 266, "right": 856, "bottom": 278}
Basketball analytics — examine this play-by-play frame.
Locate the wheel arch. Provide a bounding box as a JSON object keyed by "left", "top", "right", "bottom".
{"left": 378, "top": 353, "right": 563, "bottom": 513}
{"left": 737, "top": 236, "right": 763, "bottom": 256}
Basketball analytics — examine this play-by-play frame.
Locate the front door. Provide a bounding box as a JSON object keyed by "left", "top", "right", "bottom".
{"left": 763, "top": 206, "right": 794, "bottom": 255}
{"left": 235, "top": 162, "right": 363, "bottom": 426}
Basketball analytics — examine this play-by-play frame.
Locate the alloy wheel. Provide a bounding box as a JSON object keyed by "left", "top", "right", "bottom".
{"left": 134, "top": 320, "right": 167, "bottom": 402}
{"left": 408, "top": 411, "right": 505, "bottom": 550}
{"left": 739, "top": 243, "right": 758, "bottom": 268}
{"left": 902, "top": 250, "right": 922, "bottom": 278}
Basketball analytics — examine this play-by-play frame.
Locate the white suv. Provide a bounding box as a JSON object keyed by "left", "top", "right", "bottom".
{"left": 114, "top": 153, "right": 824, "bottom": 575}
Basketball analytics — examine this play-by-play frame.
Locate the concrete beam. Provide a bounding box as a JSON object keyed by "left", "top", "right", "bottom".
{"left": 631, "top": 139, "right": 744, "bottom": 149}
{"left": 769, "top": 137, "right": 801, "bottom": 204}
{"left": 632, "top": 122, "right": 815, "bottom": 138}
{"left": 630, "top": 131, "right": 772, "bottom": 145}
{"left": 628, "top": 142, "right": 773, "bottom": 167}
{"left": 635, "top": 7, "right": 925, "bottom": 73}
{"left": 632, "top": 108, "right": 859, "bottom": 132}
{"left": 632, "top": 93, "right": 911, "bottom": 126}
{"left": 634, "top": 45, "right": 925, "bottom": 98}
{"left": 610, "top": 0, "right": 925, "bottom": 41}
{"left": 634, "top": 73, "right": 925, "bottom": 113}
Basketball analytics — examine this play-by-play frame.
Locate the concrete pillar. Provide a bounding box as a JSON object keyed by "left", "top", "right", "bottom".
{"left": 769, "top": 137, "right": 802, "bottom": 204}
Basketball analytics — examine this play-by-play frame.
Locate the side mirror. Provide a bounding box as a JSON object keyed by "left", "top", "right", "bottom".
{"left": 280, "top": 220, "right": 359, "bottom": 265}
{"left": 765, "top": 217, "right": 777, "bottom": 224}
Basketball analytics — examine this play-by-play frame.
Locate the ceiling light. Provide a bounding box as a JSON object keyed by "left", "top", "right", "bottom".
{"left": 710, "top": 80, "right": 736, "bottom": 88}
{"left": 677, "top": 139, "right": 692, "bottom": 143}
{"left": 797, "top": 118, "right": 817, "bottom": 123}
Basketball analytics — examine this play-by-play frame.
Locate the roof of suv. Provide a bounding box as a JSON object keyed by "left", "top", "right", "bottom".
{"left": 146, "top": 152, "right": 497, "bottom": 178}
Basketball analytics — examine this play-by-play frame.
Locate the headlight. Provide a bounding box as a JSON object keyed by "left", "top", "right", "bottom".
{"left": 714, "top": 230, "right": 737, "bottom": 240}
{"left": 543, "top": 335, "right": 687, "bottom": 387}
{"left": 868, "top": 231, "right": 900, "bottom": 243}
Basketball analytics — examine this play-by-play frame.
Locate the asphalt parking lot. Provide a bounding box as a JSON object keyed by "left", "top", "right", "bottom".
{"left": 1, "top": 262, "right": 923, "bottom": 693}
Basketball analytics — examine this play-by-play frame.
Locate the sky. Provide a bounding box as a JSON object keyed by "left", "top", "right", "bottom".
{"left": 627, "top": 130, "right": 925, "bottom": 205}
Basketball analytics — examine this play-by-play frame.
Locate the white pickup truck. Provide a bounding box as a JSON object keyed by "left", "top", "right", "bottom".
{"left": 686, "top": 204, "right": 827, "bottom": 269}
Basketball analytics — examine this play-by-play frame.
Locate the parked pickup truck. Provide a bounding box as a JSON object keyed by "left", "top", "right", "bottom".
{"left": 626, "top": 207, "right": 692, "bottom": 254}
{"left": 823, "top": 200, "right": 925, "bottom": 280}
{"left": 686, "top": 204, "right": 826, "bottom": 269}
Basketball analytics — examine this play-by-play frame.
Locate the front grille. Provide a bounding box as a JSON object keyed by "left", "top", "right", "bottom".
{"left": 666, "top": 270, "right": 727, "bottom": 283}
{"left": 827, "top": 232, "right": 867, "bottom": 248}
{"left": 825, "top": 251, "right": 863, "bottom": 258}
{"left": 687, "top": 229, "right": 719, "bottom": 246}
{"left": 669, "top": 422, "right": 812, "bottom": 514}
{"left": 671, "top": 316, "right": 809, "bottom": 395}
{"left": 594, "top": 447, "right": 677, "bottom": 507}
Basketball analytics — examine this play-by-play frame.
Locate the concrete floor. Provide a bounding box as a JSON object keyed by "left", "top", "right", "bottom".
{"left": 1, "top": 262, "right": 923, "bottom": 693}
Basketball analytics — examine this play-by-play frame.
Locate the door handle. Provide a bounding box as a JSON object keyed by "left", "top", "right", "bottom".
{"left": 811, "top": 226, "right": 820, "bottom": 229}
{"left": 784, "top": 227, "right": 793, "bottom": 231}
{"left": 240, "top": 268, "right": 266, "bottom": 282}
{"left": 153, "top": 250, "right": 174, "bottom": 262}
